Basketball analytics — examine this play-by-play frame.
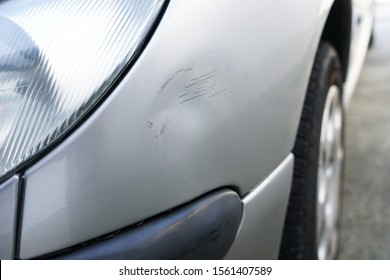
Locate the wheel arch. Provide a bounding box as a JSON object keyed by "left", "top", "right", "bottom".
{"left": 321, "top": 0, "right": 353, "bottom": 81}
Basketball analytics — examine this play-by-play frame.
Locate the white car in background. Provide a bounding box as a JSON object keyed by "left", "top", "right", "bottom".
{"left": 0, "top": 0, "right": 374, "bottom": 260}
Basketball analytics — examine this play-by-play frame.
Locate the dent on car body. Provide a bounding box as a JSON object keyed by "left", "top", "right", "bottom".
{"left": 5, "top": 0, "right": 374, "bottom": 260}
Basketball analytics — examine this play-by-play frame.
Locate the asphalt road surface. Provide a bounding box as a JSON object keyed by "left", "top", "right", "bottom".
{"left": 338, "top": 3, "right": 390, "bottom": 259}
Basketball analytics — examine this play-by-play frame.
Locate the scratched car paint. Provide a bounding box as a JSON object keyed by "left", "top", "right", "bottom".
{"left": 0, "top": 0, "right": 374, "bottom": 259}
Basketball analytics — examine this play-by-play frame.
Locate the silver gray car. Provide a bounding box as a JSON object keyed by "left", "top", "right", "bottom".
{"left": 0, "top": 0, "right": 374, "bottom": 259}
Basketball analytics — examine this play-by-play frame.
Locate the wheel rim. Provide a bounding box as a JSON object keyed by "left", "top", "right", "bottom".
{"left": 316, "top": 85, "right": 344, "bottom": 260}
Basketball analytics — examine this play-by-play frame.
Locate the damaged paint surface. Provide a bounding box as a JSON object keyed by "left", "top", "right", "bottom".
{"left": 158, "top": 68, "right": 230, "bottom": 105}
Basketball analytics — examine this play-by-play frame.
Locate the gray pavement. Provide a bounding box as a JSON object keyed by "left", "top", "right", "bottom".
{"left": 338, "top": 3, "right": 390, "bottom": 259}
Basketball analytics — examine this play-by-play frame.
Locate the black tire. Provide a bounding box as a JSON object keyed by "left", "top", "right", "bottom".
{"left": 279, "top": 42, "right": 344, "bottom": 260}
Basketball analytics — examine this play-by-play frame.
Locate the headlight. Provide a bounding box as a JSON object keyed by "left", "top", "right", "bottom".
{"left": 0, "top": 0, "right": 165, "bottom": 180}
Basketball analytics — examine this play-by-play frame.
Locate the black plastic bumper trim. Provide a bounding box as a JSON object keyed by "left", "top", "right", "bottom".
{"left": 51, "top": 189, "right": 242, "bottom": 260}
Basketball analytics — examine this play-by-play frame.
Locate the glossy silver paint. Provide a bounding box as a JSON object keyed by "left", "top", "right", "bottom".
{"left": 343, "top": 0, "right": 374, "bottom": 107}
{"left": 225, "top": 154, "right": 294, "bottom": 259}
{"left": 16, "top": 0, "right": 374, "bottom": 259}
{"left": 0, "top": 176, "right": 19, "bottom": 260}
{"left": 18, "top": 0, "right": 328, "bottom": 259}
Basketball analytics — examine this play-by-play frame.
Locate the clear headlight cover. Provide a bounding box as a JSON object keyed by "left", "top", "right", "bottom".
{"left": 0, "top": 0, "right": 165, "bottom": 179}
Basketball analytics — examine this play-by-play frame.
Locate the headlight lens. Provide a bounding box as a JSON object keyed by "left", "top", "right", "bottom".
{"left": 0, "top": 0, "right": 165, "bottom": 179}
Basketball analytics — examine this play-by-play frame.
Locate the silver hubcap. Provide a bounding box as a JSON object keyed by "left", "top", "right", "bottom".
{"left": 317, "top": 85, "right": 344, "bottom": 260}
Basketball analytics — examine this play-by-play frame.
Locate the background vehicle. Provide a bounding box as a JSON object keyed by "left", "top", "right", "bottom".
{"left": 0, "top": 0, "right": 374, "bottom": 260}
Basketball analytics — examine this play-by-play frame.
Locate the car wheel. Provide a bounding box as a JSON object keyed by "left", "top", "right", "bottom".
{"left": 279, "top": 42, "right": 344, "bottom": 260}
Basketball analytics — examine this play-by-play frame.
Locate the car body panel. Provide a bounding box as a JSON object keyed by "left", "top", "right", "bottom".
{"left": 344, "top": 0, "right": 374, "bottom": 106}
{"left": 225, "top": 154, "right": 294, "bottom": 259}
{"left": 13, "top": 0, "right": 374, "bottom": 259}
{"left": 0, "top": 176, "right": 19, "bottom": 260}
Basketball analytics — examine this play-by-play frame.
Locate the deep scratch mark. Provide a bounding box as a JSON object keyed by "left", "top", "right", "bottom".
{"left": 192, "top": 88, "right": 207, "bottom": 95}
{"left": 179, "top": 93, "right": 188, "bottom": 98}
{"left": 185, "top": 75, "right": 214, "bottom": 89}
{"left": 159, "top": 77, "right": 173, "bottom": 93}
{"left": 175, "top": 66, "right": 194, "bottom": 74}
{"left": 179, "top": 93, "right": 208, "bottom": 104}
{"left": 190, "top": 71, "right": 215, "bottom": 81}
